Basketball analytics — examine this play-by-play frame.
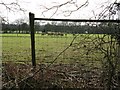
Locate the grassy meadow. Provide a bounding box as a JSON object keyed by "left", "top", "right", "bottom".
{"left": 2, "top": 33, "right": 120, "bottom": 89}
{"left": 2, "top": 33, "right": 112, "bottom": 66}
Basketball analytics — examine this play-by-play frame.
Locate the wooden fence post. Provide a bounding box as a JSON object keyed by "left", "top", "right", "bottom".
{"left": 29, "top": 12, "right": 36, "bottom": 67}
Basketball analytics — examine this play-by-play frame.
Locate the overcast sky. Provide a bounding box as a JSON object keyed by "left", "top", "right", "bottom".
{"left": 0, "top": 0, "right": 120, "bottom": 23}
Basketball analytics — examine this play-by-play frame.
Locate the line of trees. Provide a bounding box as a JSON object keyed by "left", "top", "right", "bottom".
{"left": 2, "top": 21, "right": 119, "bottom": 34}
{"left": 2, "top": 23, "right": 29, "bottom": 34}
{"left": 44, "top": 22, "right": 119, "bottom": 34}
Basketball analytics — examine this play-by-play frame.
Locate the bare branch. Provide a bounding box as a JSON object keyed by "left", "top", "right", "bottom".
{"left": 40, "top": 0, "right": 89, "bottom": 18}
{"left": 62, "top": 0, "right": 89, "bottom": 17}
{"left": 97, "top": 0, "right": 117, "bottom": 19}
{"left": 0, "top": 1, "right": 26, "bottom": 12}
{"left": 0, "top": 0, "right": 27, "bottom": 23}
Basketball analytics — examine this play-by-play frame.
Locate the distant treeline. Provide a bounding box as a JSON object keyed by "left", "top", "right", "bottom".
{"left": 2, "top": 23, "right": 29, "bottom": 34}
{"left": 2, "top": 22, "right": 119, "bottom": 34}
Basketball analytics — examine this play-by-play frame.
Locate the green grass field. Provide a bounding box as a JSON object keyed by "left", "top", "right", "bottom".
{"left": 2, "top": 33, "right": 115, "bottom": 66}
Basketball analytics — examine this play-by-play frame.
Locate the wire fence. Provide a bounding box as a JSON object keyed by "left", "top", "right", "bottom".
{"left": 2, "top": 14, "right": 120, "bottom": 89}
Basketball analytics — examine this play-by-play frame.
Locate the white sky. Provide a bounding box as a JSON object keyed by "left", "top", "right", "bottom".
{"left": 0, "top": 0, "right": 120, "bottom": 23}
